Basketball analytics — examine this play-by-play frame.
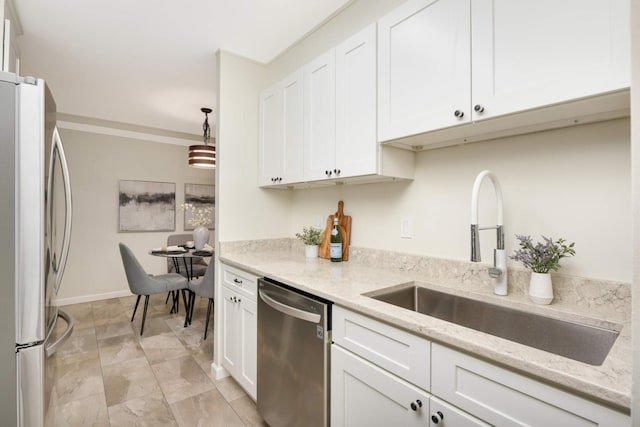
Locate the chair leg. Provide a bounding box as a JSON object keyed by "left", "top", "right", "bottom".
{"left": 131, "top": 295, "right": 141, "bottom": 322}
{"left": 189, "top": 292, "right": 196, "bottom": 325}
{"left": 204, "top": 298, "right": 213, "bottom": 340}
{"left": 173, "top": 290, "right": 179, "bottom": 314}
{"left": 140, "top": 295, "right": 150, "bottom": 336}
{"left": 183, "top": 290, "right": 191, "bottom": 328}
{"left": 165, "top": 292, "right": 171, "bottom": 304}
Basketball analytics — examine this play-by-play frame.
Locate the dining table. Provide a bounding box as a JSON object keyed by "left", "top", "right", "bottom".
{"left": 149, "top": 245, "right": 213, "bottom": 320}
{"left": 149, "top": 245, "right": 213, "bottom": 280}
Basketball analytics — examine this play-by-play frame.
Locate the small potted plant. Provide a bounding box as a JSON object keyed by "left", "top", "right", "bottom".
{"left": 510, "top": 234, "right": 576, "bottom": 304}
{"left": 295, "top": 226, "right": 323, "bottom": 258}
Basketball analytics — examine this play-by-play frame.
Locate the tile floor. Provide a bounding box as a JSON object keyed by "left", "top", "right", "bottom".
{"left": 46, "top": 293, "right": 267, "bottom": 427}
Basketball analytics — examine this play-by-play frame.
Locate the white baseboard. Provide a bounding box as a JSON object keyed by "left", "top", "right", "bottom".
{"left": 55, "top": 289, "right": 133, "bottom": 306}
{"left": 212, "top": 362, "right": 229, "bottom": 380}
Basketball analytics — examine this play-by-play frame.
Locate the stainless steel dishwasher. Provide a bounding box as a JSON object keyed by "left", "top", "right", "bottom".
{"left": 257, "top": 277, "right": 331, "bottom": 427}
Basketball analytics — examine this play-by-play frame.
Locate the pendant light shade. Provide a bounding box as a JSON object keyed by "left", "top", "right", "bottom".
{"left": 189, "top": 107, "right": 216, "bottom": 169}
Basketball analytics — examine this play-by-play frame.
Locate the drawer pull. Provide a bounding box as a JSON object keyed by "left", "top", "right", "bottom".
{"left": 233, "top": 278, "right": 243, "bottom": 284}
{"left": 410, "top": 399, "right": 422, "bottom": 411}
{"left": 431, "top": 411, "right": 444, "bottom": 424}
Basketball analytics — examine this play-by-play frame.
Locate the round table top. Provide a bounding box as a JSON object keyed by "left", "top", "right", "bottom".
{"left": 149, "top": 248, "right": 213, "bottom": 258}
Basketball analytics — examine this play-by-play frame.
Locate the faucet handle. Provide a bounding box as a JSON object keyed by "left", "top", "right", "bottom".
{"left": 488, "top": 267, "right": 502, "bottom": 278}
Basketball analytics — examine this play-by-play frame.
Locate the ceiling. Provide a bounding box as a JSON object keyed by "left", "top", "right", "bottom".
{"left": 13, "top": 0, "right": 351, "bottom": 136}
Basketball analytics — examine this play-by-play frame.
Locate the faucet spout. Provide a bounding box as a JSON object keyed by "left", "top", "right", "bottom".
{"left": 470, "top": 170, "right": 507, "bottom": 295}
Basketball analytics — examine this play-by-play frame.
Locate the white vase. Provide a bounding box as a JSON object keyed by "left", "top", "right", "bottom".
{"left": 193, "top": 226, "right": 209, "bottom": 250}
{"left": 529, "top": 272, "right": 553, "bottom": 305}
{"left": 305, "top": 244, "right": 319, "bottom": 258}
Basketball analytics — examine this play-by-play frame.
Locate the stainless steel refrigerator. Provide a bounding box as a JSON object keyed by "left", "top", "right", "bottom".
{"left": 0, "top": 71, "right": 74, "bottom": 426}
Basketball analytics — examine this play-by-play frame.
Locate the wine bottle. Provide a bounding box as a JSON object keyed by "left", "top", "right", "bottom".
{"left": 330, "top": 217, "right": 342, "bottom": 262}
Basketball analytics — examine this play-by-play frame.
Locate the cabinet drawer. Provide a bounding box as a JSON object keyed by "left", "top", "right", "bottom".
{"left": 431, "top": 344, "right": 629, "bottom": 426}
{"left": 333, "top": 306, "right": 430, "bottom": 391}
{"left": 220, "top": 263, "right": 258, "bottom": 301}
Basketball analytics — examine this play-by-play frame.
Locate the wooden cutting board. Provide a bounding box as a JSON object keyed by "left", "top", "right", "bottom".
{"left": 319, "top": 200, "right": 351, "bottom": 261}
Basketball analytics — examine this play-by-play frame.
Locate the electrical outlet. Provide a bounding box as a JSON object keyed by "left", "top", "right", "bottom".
{"left": 400, "top": 217, "right": 412, "bottom": 239}
{"left": 315, "top": 215, "right": 324, "bottom": 229}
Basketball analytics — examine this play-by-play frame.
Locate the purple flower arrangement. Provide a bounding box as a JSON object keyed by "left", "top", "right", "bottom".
{"left": 510, "top": 235, "right": 576, "bottom": 273}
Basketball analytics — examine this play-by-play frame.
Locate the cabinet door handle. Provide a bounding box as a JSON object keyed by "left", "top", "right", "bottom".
{"left": 233, "top": 278, "right": 243, "bottom": 284}
{"left": 410, "top": 399, "right": 422, "bottom": 411}
{"left": 334, "top": 169, "right": 341, "bottom": 175}
{"left": 454, "top": 109, "right": 464, "bottom": 118}
{"left": 325, "top": 170, "right": 332, "bottom": 177}
{"left": 474, "top": 104, "right": 485, "bottom": 113}
{"left": 431, "top": 411, "right": 444, "bottom": 424}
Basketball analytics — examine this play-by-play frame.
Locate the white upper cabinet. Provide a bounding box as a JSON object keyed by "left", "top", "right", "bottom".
{"left": 304, "top": 50, "right": 336, "bottom": 181}
{"left": 259, "top": 69, "right": 304, "bottom": 186}
{"left": 335, "top": 23, "right": 377, "bottom": 179}
{"left": 259, "top": 23, "right": 414, "bottom": 188}
{"left": 377, "top": 0, "right": 630, "bottom": 144}
{"left": 471, "top": 0, "right": 630, "bottom": 121}
{"left": 378, "top": 0, "right": 471, "bottom": 141}
{"left": 258, "top": 85, "right": 283, "bottom": 186}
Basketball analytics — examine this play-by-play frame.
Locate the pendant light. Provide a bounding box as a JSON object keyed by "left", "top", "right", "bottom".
{"left": 188, "top": 107, "right": 216, "bottom": 169}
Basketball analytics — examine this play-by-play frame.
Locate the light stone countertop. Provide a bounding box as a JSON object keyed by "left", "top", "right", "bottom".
{"left": 219, "top": 240, "right": 631, "bottom": 413}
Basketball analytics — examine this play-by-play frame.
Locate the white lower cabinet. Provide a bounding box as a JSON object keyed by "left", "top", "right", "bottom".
{"left": 220, "top": 263, "right": 258, "bottom": 400}
{"left": 331, "top": 345, "right": 430, "bottom": 427}
{"left": 431, "top": 343, "right": 630, "bottom": 427}
{"left": 331, "top": 306, "right": 630, "bottom": 427}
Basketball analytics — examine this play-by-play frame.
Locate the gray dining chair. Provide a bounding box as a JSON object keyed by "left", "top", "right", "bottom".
{"left": 186, "top": 260, "right": 215, "bottom": 340}
{"left": 119, "top": 243, "right": 189, "bottom": 336}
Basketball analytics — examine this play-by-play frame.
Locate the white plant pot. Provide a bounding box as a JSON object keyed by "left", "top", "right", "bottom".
{"left": 529, "top": 272, "right": 553, "bottom": 305}
{"left": 305, "top": 244, "right": 319, "bottom": 258}
{"left": 193, "top": 226, "right": 209, "bottom": 250}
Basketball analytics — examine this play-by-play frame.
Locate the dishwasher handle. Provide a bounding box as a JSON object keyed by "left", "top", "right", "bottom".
{"left": 259, "top": 289, "right": 321, "bottom": 323}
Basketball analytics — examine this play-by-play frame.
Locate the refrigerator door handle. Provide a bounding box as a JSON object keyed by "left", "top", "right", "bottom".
{"left": 48, "top": 127, "right": 73, "bottom": 292}
{"left": 45, "top": 309, "right": 74, "bottom": 358}
{"left": 259, "top": 289, "right": 321, "bottom": 323}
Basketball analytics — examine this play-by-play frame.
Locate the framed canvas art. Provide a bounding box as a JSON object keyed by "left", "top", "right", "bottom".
{"left": 118, "top": 180, "right": 175, "bottom": 232}
{"left": 184, "top": 183, "right": 215, "bottom": 230}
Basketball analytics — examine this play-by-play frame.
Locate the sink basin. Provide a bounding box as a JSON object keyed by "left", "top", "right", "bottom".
{"left": 364, "top": 283, "right": 620, "bottom": 366}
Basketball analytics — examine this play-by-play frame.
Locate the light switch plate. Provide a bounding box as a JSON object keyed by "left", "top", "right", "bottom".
{"left": 400, "top": 217, "right": 412, "bottom": 239}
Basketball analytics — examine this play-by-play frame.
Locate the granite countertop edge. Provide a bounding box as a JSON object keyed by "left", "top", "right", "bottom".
{"left": 218, "top": 248, "right": 631, "bottom": 412}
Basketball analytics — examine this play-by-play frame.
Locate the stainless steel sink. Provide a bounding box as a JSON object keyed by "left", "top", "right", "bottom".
{"left": 364, "top": 283, "right": 620, "bottom": 366}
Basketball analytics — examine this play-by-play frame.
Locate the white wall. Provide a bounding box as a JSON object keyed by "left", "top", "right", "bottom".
{"left": 290, "top": 119, "right": 630, "bottom": 282}
{"left": 630, "top": 0, "right": 639, "bottom": 423}
{"left": 216, "top": 50, "right": 292, "bottom": 241}
{"left": 260, "top": 0, "right": 632, "bottom": 283}
{"left": 57, "top": 128, "right": 214, "bottom": 303}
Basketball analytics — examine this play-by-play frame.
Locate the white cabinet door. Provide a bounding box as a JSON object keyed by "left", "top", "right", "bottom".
{"left": 471, "top": 0, "right": 630, "bottom": 121}
{"left": 221, "top": 284, "right": 257, "bottom": 400}
{"left": 331, "top": 345, "right": 430, "bottom": 427}
{"left": 237, "top": 297, "right": 257, "bottom": 400}
{"left": 258, "top": 85, "right": 283, "bottom": 186}
{"left": 304, "top": 49, "right": 336, "bottom": 181}
{"left": 378, "top": 0, "right": 471, "bottom": 142}
{"left": 280, "top": 70, "right": 304, "bottom": 184}
{"left": 335, "top": 23, "right": 377, "bottom": 179}
{"left": 220, "top": 286, "right": 239, "bottom": 373}
{"left": 258, "top": 70, "right": 304, "bottom": 186}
